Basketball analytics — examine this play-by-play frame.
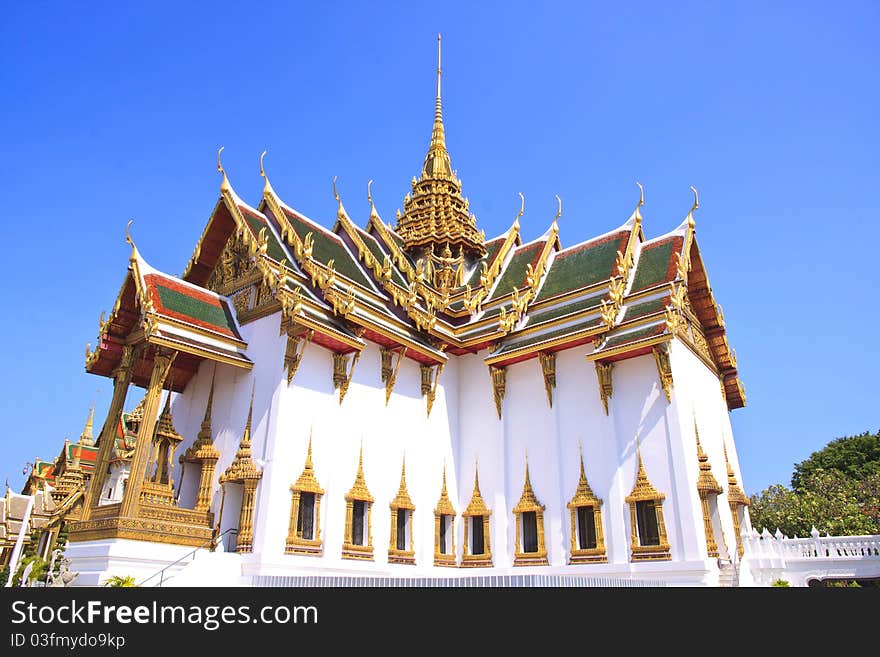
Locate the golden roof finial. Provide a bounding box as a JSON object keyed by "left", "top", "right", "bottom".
{"left": 687, "top": 185, "right": 699, "bottom": 228}
{"left": 554, "top": 194, "right": 562, "bottom": 228}
{"left": 636, "top": 181, "right": 645, "bottom": 208}
{"left": 367, "top": 179, "right": 379, "bottom": 220}
{"left": 79, "top": 401, "right": 96, "bottom": 446}
{"left": 125, "top": 219, "right": 136, "bottom": 252}
{"left": 259, "top": 149, "right": 274, "bottom": 195}
{"left": 423, "top": 33, "right": 450, "bottom": 177}
{"left": 217, "top": 146, "right": 231, "bottom": 193}
{"left": 305, "top": 429, "right": 314, "bottom": 470}
{"left": 515, "top": 192, "right": 524, "bottom": 228}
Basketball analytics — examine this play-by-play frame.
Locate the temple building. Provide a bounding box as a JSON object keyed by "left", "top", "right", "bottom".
{"left": 31, "top": 37, "right": 751, "bottom": 586}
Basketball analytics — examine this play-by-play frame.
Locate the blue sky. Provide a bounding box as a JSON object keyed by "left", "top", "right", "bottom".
{"left": 0, "top": 1, "right": 877, "bottom": 496}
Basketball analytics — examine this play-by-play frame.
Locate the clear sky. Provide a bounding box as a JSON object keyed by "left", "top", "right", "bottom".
{"left": 0, "top": 1, "right": 877, "bottom": 496}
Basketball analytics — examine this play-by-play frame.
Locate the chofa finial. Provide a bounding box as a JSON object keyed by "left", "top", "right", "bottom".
{"left": 333, "top": 176, "right": 340, "bottom": 204}
{"left": 555, "top": 194, "right": 562, "bottom": 221}
{"left": 636, "top": 181, "right": 645, "bottom": 208}
{"left": 690, "top": 185, "right": 699, "bottom": 213}
{"left": 259, "top": 149, "right": 267, "bottom": 179}
{"left": 125, "top": 219, "right": 135, "bottom": 249}
{"left": 217, "top": 146, "right": 225, "bottom": 175}
{"left": 516, "top": 192, "right": 524, "bottom": 223}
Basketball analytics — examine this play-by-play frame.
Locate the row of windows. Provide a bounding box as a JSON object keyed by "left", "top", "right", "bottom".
{"left": 281, "top": 448, "right": 744, "bottom": 565}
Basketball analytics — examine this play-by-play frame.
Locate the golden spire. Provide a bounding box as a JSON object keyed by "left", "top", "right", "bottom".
{"left": 391, "top": 452, "right": 414, "bottom": 509}
{"left": 293, "top": 429, "right": 323, "bottom": 494}
{"left": 626, "top": 442, "right": 664, "bottom": 502}
{"left": 434, "top": 461, "right": 456, "bottom": 515}
{"left": 464, "top": 459, "right": 489, "bottom": 516}
{"left": 423, "top": 33, "right": 450, "bottom": 178}
{"left": 346, "top": 440, "right": 374, "bottom": 501}
{"left": 197, "top": 369, "right": 216, "bottom": 443}
{"left": 219, "top": 381, "right": 262, "bottom": 483}
{"left": 395, "top": 35, "right": 485, "bottom": 257}
{"left": 513, "top": 453, "right": 542, "bottom": 513}
{"left": 694, "top": 420, "right": 722, "bottom": 495}
{"left": 79, "top": 401, "right": 96, "bottom": 446}
{"left": 723, "top": 440, "right": 748, "bottom": 506}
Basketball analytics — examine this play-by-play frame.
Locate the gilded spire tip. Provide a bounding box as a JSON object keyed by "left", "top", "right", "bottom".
{"left": 516, "top": 192, "right": 524, "bottom": 223}
{"left": 636, "top": 181, "right": 644, "bottom": 208}
{"left": 259, "top": 149, "right": 267, "bottom": 179}
{"left": 125, "top": 219, "right": 135, "bottom": 249}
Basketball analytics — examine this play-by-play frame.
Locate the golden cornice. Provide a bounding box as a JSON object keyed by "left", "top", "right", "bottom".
{"left": 586, "top": 333, "right": 671, "bottom": 363}
{"left": 145, "top": 334, "right": 253, "bottom": 371}
{"left": 482, "top": 317, "right": 603, "bottom": 367}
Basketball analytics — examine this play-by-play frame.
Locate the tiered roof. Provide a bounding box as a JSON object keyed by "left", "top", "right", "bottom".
{"left": 82, "top": 44, "right": 745, "bottom": 412}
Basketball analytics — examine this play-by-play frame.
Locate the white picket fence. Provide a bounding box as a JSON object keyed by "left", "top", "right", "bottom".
{"left": 739, "top": 526, "right": 880, "bottom": 586}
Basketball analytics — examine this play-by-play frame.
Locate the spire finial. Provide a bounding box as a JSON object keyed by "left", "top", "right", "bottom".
{"left": 555, "top": 194, "right": 562, "bottom": 222}
{"left": 198, "top": 366, "right": 216, "bottom": 441}
{"left": 687, "top": 185, "right": 699, "bottom": 228}
{"left": 305, "top": 428, "right": 314, "bottom": 469}
{"left": 217, "top": 146, "right": 231, "bottom": 193}
{"left": 437, "top": 33, "right": 442, "bottom": 101}
{"left": 367, "top": 179, "right": 379, "bottom": 220}
{"left": 636, "top": 181, "right": 645, "bottom": 208}
{"left": 242, "top": 380, "right": 255, "bottom": 447}
{"left": 516, "top": 192, "right": 524, "bottom": 225}
{"left": 125, "top": 219, "right": 136, "bottom": 252}
{"left": 259, "top": 149, "right": 267, "bottom": 179}
{"left": 259, "top": 149, "right": 274, "bottom": 195}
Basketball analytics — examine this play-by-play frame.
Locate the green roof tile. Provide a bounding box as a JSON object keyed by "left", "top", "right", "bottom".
{"left": 600, "top": 323, "right": 666, "bottom": 350}
{"left": 527, "top": 294, "right": 605, "bottom": 326}
{"left": 152, "top": 281, "right": 241, "bottom": 339}
{"left": 630, "top": 238, "right": 680, "bottom": 293}
{"left": 242, "top": 210, "right": 288, "bottom": 263}
{"left": 284, "top": 209, "right": 374, "bottom": 289}
{"left": 494, "top": 317, "right": 602, "bottom": 355}
{"left": 489, "top": 241, "right": 544, "bottom": 300}
{"left": 534, "top": 233, "right": 626, "bottom": 303}
{"left": 621, "top": 296, "right": 669, "bottom": 323}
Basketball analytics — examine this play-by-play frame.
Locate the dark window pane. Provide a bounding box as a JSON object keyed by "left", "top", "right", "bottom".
{"left": 439, "top": 515, "right": 448, "bottom": 554}
{"left": 396, "top": 509, "right": 407, "bottom": 550}
{"left": 577, "top": 506, "right": 597, "bottom": 549}
{"left": 471, "top": 516, "right": 484, "bottom": 555}
{"left": 298, "top": 493, "right": 315, "bottom": 540}
{"left": 522, "top": 511, "right": 538, "bottom": 553}
{"left": 352, "top": 500, "right": 365, "bottom": 545}
{"left": 636, "top": 500, "right": 660, "bottom": 546}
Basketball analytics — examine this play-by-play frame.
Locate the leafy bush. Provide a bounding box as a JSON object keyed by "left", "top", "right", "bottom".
{"left": 103, "top": 575, "right": 137, "bottom": 587}
{"left": 771, "top": 579, "right": 790, "bottom": 587}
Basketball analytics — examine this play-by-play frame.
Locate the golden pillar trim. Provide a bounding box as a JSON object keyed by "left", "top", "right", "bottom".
{"left": 625, "top": 448, "right": 671, "bottom": 562}
{"left": 119, "top": 349, "right": 177, "bottom": 518}
{"left": 653, "top": 343, "right": 673, "bottom": 402}
{"left": 81, "top": 344, "right": 140, "bottom": 519}
{"left": 594, "top": 361, "right": 613, "bottom": 415}
{"left": 284, "top": 326, "right": 313, "bottom": 385}
{"left": 567, "top": 445, "right": 607, "bottom": 563}
{"left": 512, "top": 457, "right": 548, "bottom": 566}
{"left": 235, "top": 478, "right": 259, "bottom": 553}
{"left": 538, "top": 352, "right": 556, "bottom": 408}
{"left": 382, "top": 347, "right": 407, "bottom": 405}
{"left": 333, "top": 351, "right": 361, "bottom": 405}
{"left": 490, "top": 366, "right": 506, "bottom": 420}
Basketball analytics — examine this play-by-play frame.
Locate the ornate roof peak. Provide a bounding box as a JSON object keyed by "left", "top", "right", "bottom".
{"left": 79, "top": 401, "right": 96, "bottom": 446}
{"left": 395, "top": 36, "right": 486, "bottom": 257}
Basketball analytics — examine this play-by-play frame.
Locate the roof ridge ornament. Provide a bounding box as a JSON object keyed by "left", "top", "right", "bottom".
{"left": 217, "top": 146, "right": 231, "bottom": 194}
{"left": 259, "top": 149, "right": 275, "bottom": 196}
{"left": 367, "top": 179, "right": 379, "bottom": 221}
{"left": 515, "top": 192, "right": 524, "bottom": 228}
{"left": 687, "top": 185, "right": 699, "bottom": 227}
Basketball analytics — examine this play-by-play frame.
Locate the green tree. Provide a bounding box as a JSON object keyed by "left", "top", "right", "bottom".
{"left": 791, "top": 431, "right": 880, "bottom": 491}
{"left": 749, "top": 469, "right": 880, "bottom": 537}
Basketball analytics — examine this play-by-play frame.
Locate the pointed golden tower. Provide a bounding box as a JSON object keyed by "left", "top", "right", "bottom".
{"left": 388, "top": 454, "right": 416, "bottom": 563}
{"left": 723, "top": 441, "right": 750, "bottom": 558}
{"left": 79, "top": 403, "right": 96, "bottom": 447}
{"left": 219, "top": 383, "right": 263, "bottom": 553}
{"left": 433, "top": 462, "right": 457, "bottom": 566}
{"left": 694, "top": 421, "right": 723, "bottom": 558}
{"left": 395, "top": 34, "right": 486, "bottom": 258}
{"left": 512, "top": 455, "right": 548, "bottom": 566}
{"left": 286, "top": 431, "right": 325, "bottom": 556}
{"left": 461, "top": 460, "right": 492, "bottom": 567}
{"left": 567, "top": 443, "right": 607, "bottom": 563}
